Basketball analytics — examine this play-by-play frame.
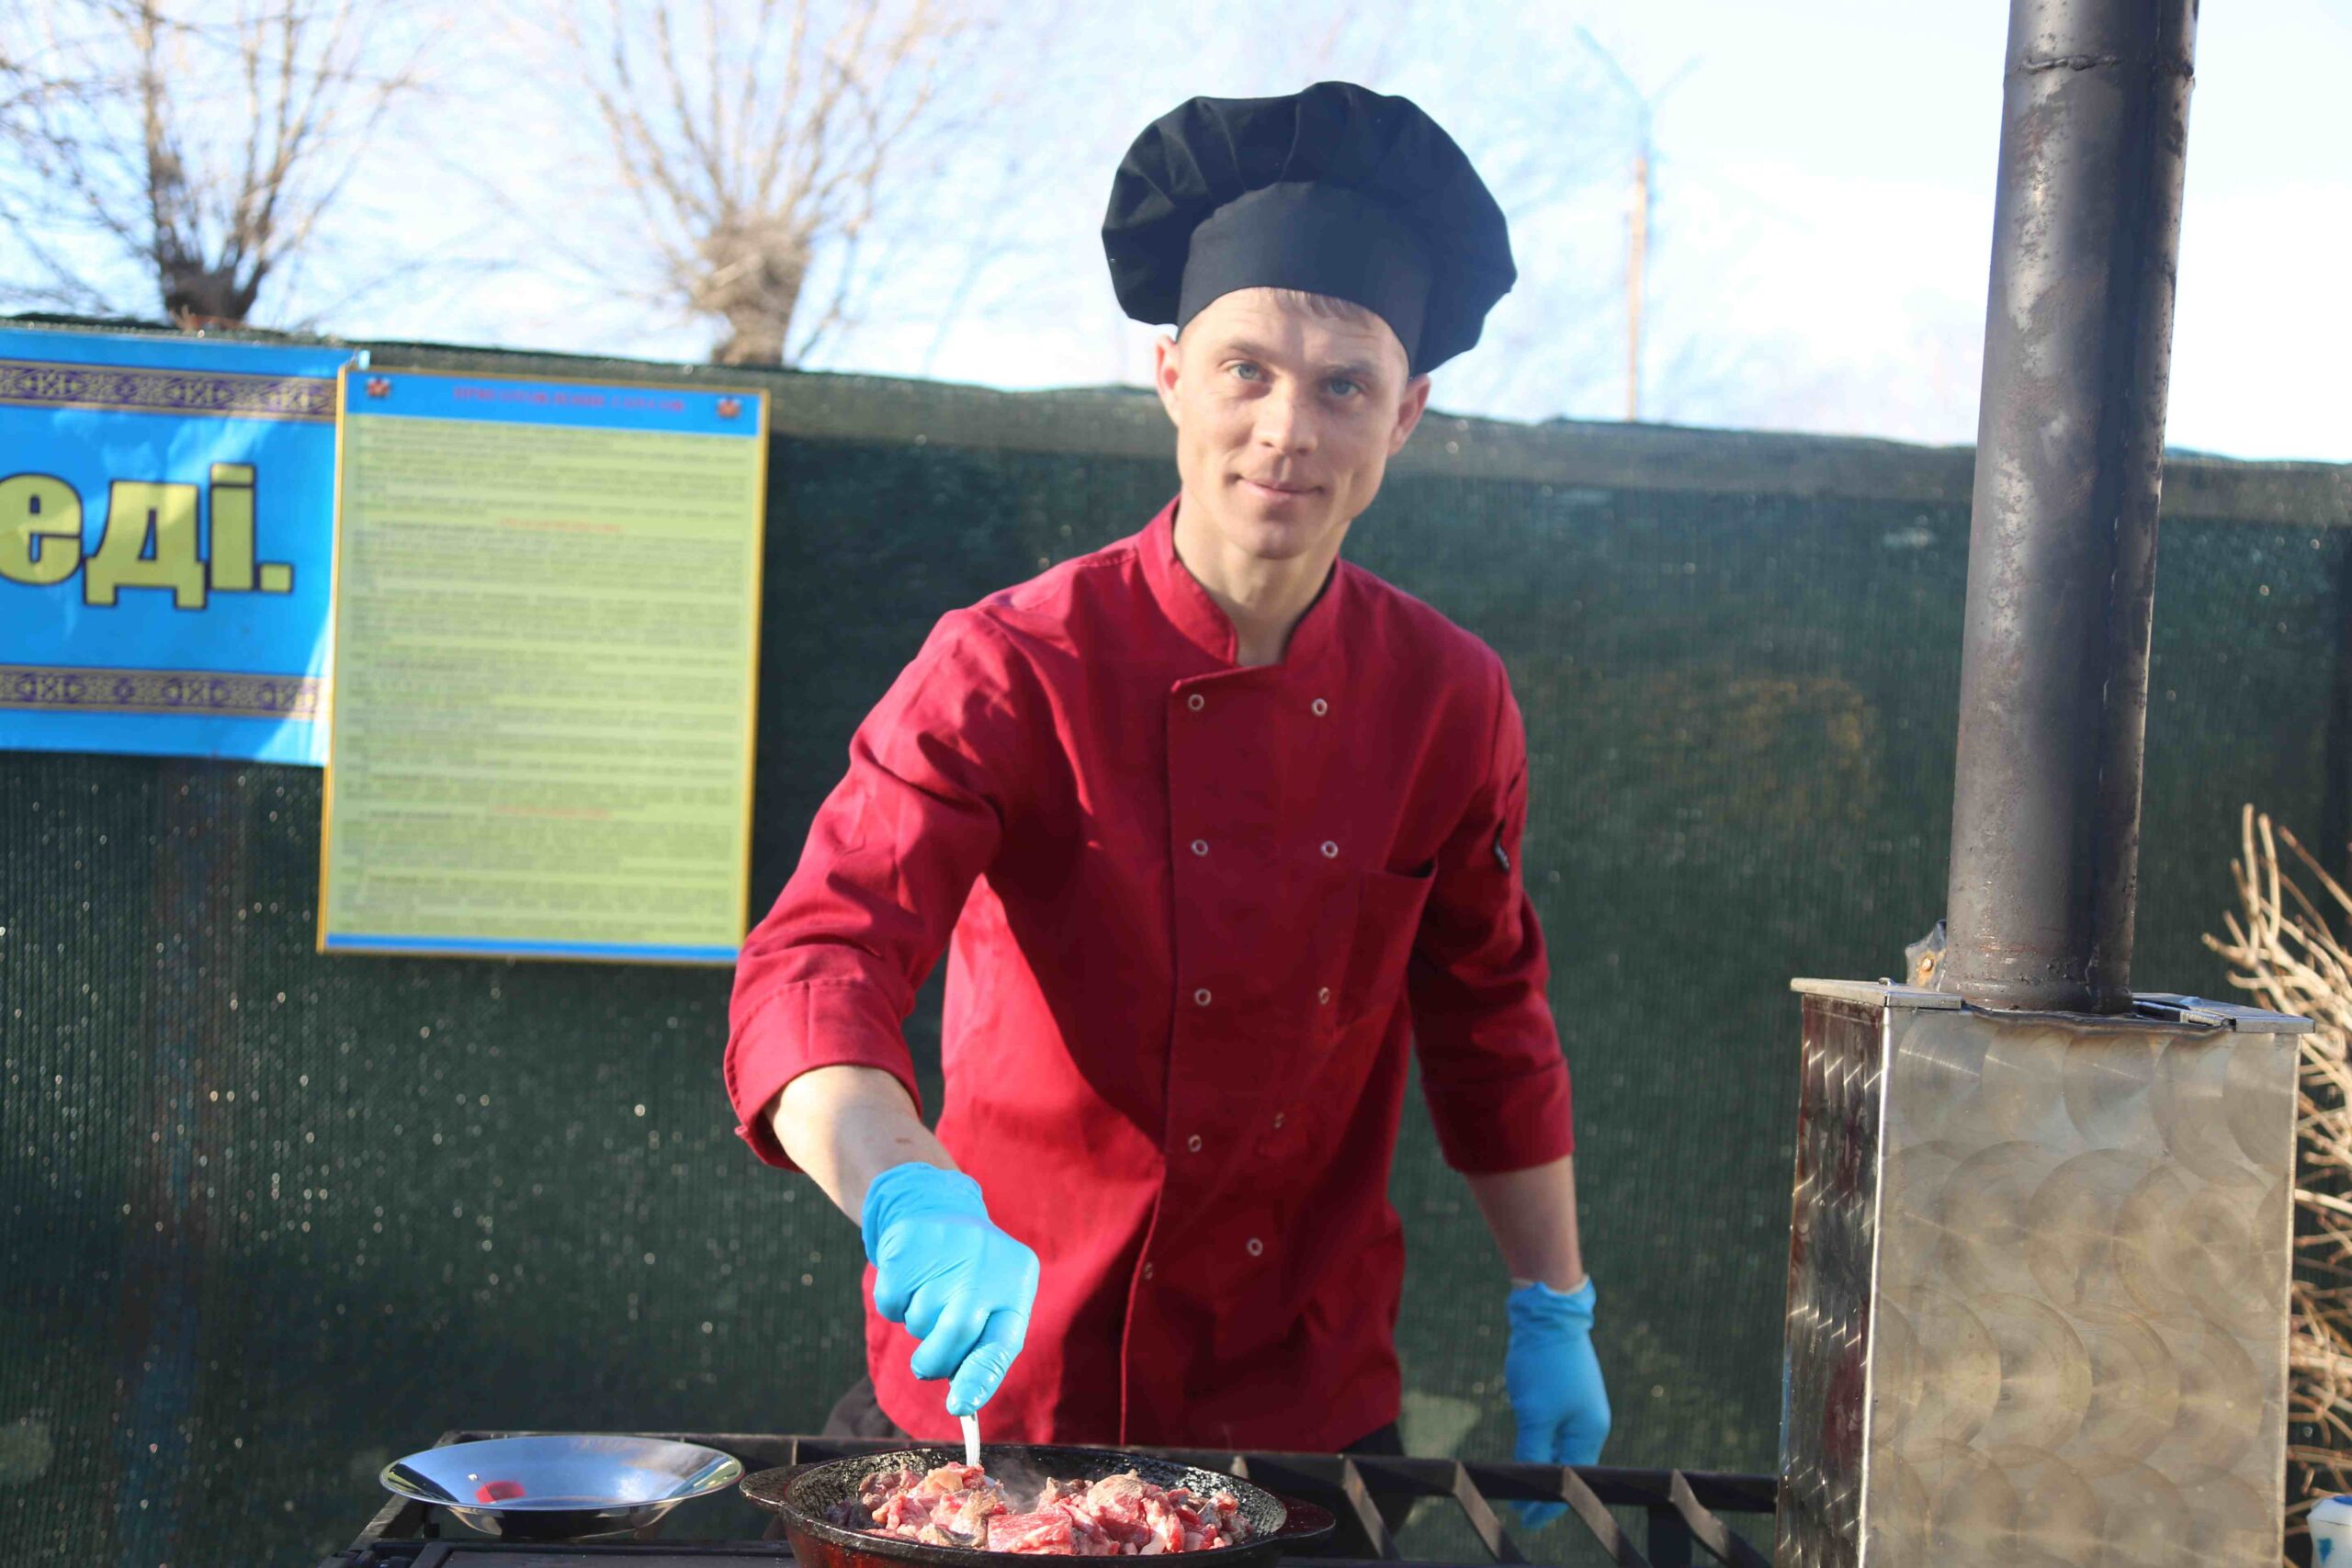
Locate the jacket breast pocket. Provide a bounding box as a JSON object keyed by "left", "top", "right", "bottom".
{"left": 1336, "top": 864, "right": 1436, "bottom": 1030}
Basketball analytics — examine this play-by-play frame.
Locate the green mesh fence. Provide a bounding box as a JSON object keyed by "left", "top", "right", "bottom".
{"left": 3, "top": 338, "right": 2349, "bottom": 1566}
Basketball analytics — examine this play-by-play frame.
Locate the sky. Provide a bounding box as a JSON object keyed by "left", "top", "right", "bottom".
{"left": 36, "top": 0, "right": 2352, "bottom": 463}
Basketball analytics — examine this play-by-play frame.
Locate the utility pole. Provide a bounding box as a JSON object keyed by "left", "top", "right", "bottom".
{"left": 1576, "top": 29, "right": 1698, "bottom": 423}
{"left": 1626, "top": 142, "right": 1649, "bottom": 423}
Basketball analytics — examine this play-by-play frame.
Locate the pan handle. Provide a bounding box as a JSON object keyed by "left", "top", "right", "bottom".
{"left": 1271, "top": 1496, "right": 1335, "bottom": 1540}
{"left": 739, "top": 1462, "right": 812, "bottom": 1515}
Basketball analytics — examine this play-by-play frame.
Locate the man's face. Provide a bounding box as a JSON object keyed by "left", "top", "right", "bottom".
{"left": 1152, "top": 288, "right": 1432, "bottom": 567}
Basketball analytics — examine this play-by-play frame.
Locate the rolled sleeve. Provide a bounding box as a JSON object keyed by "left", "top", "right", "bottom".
{"left": 726, "top": 981, "right": 929, "bottom": 1168}
{"left": 724, "top": 610, "right": 1032, "bottom": 1168}
{"left": 1408, "top": 663, "right": 1575, "bottom": 1174}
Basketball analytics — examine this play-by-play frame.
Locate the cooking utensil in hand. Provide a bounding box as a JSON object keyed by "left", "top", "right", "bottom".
{"left": 961, "top": 1414, "right": 980, "bottom": 1471}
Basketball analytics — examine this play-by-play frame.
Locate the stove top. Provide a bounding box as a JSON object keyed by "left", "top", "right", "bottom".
{"left": 319, "top": 1433, "right": 1774, "bottom": 1568}
{"left": 403, "top": 1555, "right": 782, "bottom": 1568}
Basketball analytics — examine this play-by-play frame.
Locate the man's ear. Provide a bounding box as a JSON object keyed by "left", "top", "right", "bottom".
{"left": 1389, "top": 373, "right": 1434, "bottom": 455}
{"left": 1151, "top": 333, "right": 1182, "bottom": 425}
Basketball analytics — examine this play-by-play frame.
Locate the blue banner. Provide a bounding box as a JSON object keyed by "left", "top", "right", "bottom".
{"left": 0, "top": 327, "right": 357, "bottom": 765}
{"left": 348, "top": 367, "right": 761, "bottom": 436}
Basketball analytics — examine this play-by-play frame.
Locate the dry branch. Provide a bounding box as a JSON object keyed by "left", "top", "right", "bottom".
{"left": 0, "top": 0, "right": 430, "bottom": 323}
{"left": 558, "top": 0, "right": 1011, "bottom": 367}
{"left": 2208, "top": 806, "right": 2352, "bottom": 1554}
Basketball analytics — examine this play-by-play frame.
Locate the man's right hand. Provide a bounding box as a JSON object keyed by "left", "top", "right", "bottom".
{"left": 860, "top": 1161, "right": 1040, "bottom": 1416}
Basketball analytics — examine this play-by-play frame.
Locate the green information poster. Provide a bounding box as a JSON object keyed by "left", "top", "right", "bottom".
{"left": 320, "top": 368, "right": 767, "bottom": 963}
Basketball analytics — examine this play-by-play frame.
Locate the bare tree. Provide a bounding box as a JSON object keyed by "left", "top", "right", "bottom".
{"left": 0, "top": 0, "right": 429, "bottom": 324}
{"left": 557, "top": 0, "right": 1034, "bottom": 368}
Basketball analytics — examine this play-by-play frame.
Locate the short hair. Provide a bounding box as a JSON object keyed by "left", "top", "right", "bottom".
{"left": 1263, "top": 288, "right": 1384, "bottom": 328}
{"left": 1177, "top": 288, "right": 1414, "bottom": 378}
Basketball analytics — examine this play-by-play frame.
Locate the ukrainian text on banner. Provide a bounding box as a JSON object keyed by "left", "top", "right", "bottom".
{"left": 0, "top": 327, "right": 356, "bottom": 765}
{"left": 320, "top": 367, "right": 768, "bottom": 964}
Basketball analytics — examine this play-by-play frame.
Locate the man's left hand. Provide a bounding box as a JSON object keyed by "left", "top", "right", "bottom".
{"left": 1503, "top": 1276, "right": 1610, "bottom": 1529}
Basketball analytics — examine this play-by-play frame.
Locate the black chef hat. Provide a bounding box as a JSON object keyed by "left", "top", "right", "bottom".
{"left": 1102, "top": 81, "right": 1514, "bottom": 378}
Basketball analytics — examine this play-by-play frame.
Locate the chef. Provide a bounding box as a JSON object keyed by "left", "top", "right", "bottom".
{"left": 724, "top": 81, "right": 1609, "bottom": 1511}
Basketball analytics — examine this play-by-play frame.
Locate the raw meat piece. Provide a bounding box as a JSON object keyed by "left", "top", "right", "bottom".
{"left": 831, "top": 1463, "right": 1253, "bottom": 1555}
{"left": 828, "top": 1462, "right": 1007, "bottom": 1548}
{"left": 986, "top": 1509, "right": 1078, "bottom": 1553}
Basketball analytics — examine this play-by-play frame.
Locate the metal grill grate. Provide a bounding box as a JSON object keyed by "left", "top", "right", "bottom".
{"left": 324, "top": 1433, "right": 1775, "bottom": 1568}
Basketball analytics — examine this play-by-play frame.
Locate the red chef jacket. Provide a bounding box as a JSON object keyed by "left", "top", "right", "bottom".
{"left": 724, "top": 494, "right": 1573, "bottom": 1450}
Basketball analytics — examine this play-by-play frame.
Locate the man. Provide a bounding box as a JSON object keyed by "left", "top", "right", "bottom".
{"left": 723, "top": 82, "right": 1609, "bottom": 1511}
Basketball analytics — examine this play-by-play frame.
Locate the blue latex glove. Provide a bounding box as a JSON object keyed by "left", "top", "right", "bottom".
{"left": 860, "top": 1162, "right": 1040, "bottom": 1416}
{"left": 1505, "top": 1277, "right": 1611, "bottom": 1529}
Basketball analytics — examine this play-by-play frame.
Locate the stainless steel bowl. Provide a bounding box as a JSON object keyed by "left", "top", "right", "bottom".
{"left": 380, "top": 1434, "right": 744, "bottom": 1540}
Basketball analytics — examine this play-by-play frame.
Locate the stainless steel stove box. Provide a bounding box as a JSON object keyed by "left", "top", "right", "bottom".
{"left": 1776, "top": 980, "right": 2304, "bottom": 1568}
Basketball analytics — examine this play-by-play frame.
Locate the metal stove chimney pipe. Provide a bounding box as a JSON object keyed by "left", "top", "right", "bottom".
{"left": 1940, "top": 0, "right": 2199, "bottom": 1013}
{"left": 1772, "top": 11, "right": 2306, "bottom": 1564}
